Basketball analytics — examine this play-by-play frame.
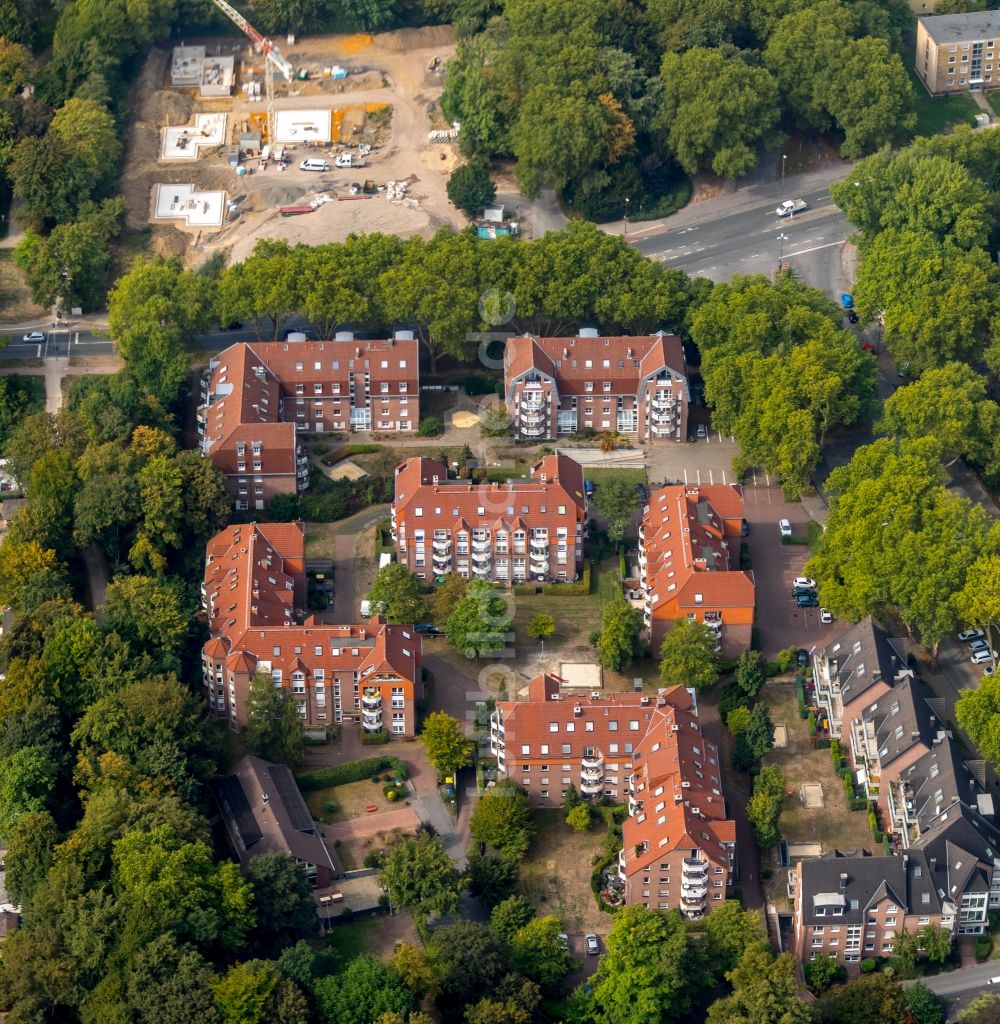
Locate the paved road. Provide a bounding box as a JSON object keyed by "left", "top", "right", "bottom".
{"left": 631, "top": 183, "right": 852, "bottom": 292}
{"left": 904, "top": 960, "right": 1000, "bottom": 1018}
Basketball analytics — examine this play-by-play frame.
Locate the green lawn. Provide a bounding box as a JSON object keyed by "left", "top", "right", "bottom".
{"left": 584, "top": 467, "right": 647, "bottom": 488}
{"left": 322, "top": 917, "right": 378, "bottom": 960}
{"left": 907, "top": 66, "right": 980, "bottom": 137}
{"left": 990, "top": 93, "right": 1000, "bottom": 117}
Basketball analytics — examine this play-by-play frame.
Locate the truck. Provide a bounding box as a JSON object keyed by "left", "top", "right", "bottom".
{"left": 776, "top": 199, "right": 808, "bottom": 217}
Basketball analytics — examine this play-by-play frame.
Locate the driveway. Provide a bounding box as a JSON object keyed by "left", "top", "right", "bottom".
{"left": 322, "top": 504, "right": 390, "bottom": 622}
{"left": 742, "top": 482, "right": 841, "bottom": 658}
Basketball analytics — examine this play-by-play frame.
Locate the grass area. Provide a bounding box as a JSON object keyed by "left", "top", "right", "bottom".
{"left": 303, "top": 777, "right": 409, "bottom": 825}
{"left": 990, "top": 93, "right": 1000, "bottom": 116}
{"left": 518, "top": 809, "right": 609, "bottom": 934}
{"left": 759, "top": 682, "right": 879, "bottom": 910}
{"left": 304, "top": 522, "right": 341, "bottom": 561}
{"left": 323, "top": 917, "right": 379, "bottom": 960}
{"left": 511, "top": 556, "right": 619, "bottom": 647}
{"left": 584, "top": 467, "right": 647, "bottom": 488}
{"left": 907, "top": 65, "right": 980, "bottom": 137}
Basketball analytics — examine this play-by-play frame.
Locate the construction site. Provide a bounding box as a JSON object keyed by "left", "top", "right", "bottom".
{"left": 126, "top": 20, "right": 468, "bottom": 265}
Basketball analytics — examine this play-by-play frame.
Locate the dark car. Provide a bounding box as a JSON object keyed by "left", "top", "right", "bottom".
{"left": 795, "top": 594, "right": 819, "bottom": 608}
{"left": 796, "top": 648, "right": 809, "bottom": 668}
{"left": 740, "top": 518, "right": 750, "bottom": 537}
{"left": 847, "top": 310, "right": 859, "bottom": 324}
{"left": 414, "top": 623, "right": 445, "bottom": 636}
{"left": 791, "top": 586, "right": 815, "bottom": 598}
{"left": 635, "top": 483, "right": 649, "bottom": 503}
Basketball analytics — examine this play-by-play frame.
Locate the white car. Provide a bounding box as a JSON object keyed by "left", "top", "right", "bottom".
{"left": 969, "top": 639, "right": 990, "bottom": 654}
{"left": 820, "top": 609, "right": 833, "bottom": 624}
{"left": 793, "top": 577, "right": 816, "bottom": 590}
{"left": 585, "top": 933, "right": 599, "bottom": 955}
{"left": 21, "top": 331, "right": 45, "bottom": 343}
{"left": 959, "top": 629, "right": 985, "bottom": 643}
{"left": 696, "top": 423, "right": 708, "bottom": 438}
{"left": 779, "top": 519, "right": 792, "bottom": 538}
{"left": 971, "top": 649, "right": 998, "bottom": 665}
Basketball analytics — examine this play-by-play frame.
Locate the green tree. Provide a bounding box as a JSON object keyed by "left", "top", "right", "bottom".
{"left": 420, "top": 710, "right": 474, "bottom": 777}
{"left": 566, "top": 803, "right": 591, "bottom": 832}
{"left": 122, "top": 934, "right": 222, "bottom": 1024}
{"left": 466, "top": 852, "right": 519, "bottom": 909}
{"left": 590, "top": 905, "right": 714, "bottom": 1024}
{"left": 903, "top": 982, "right": 945, "bottom": 1024}
{"left": 429, "top": 921, "right": 512, "bottom": 1011}
{"left": 817, "top": 971, "right": 909, "bottom": 1024}
{"left": 3, "top": 809, "right": 59, "bottom": 909}
{"left": 0, "top": 746, "right": 58, "bottom": 840}
{"left": 313, "top": 954, "right": 415, "bottom": 1024}
{"left": 920, "top": 922, "right": 953, "bottom": 964}
{"left": 428, "top": 573, "right": 467, "bottom": 626}
{"left": 726, "top": 707, "right": 751, "bottom": 735}
{"left": 735, "top": 649, "right": 767, "bottom": 700}
{"left": 595, "top": 594, "right": 643, "bottom": 671}
{"left": 447, "top": 160, "right": 497, "bottom": 217}
{"left": 527, "top": 613, "right": 556, "bottom": 640}
{"left": 744, "top": 703, "right": 775, "bottom": 760}
{"left": 594, "top": 475, "right": 639, "bottom": 546}
{"left": 490, "top": 895, "right": 536, "bottom": 943}
{"left": 747, "top": 765, "right": 785, "bottom": 847}
{"left": 657, "top": 47, "right": 780, "bottom": 178}
{"left": 0, "top": 38, "right": 31, "bottom": 98}
{"left": 445, "top": 577, "right": 513, "bottom": 658}
{"left": 245, "top": 852, "right": 318, "bottom": 956}
{"left": 102, "top": 574, "right": 188, "bottom": 672}
{"left": 512, "top": 916, "right": 577, "bottom": 989}
{"left": 804, "top": 953, "right": 843, "bottom": 993}
{"left": 380, "top": 832, "right": 461, "bottom": 920}
{"left": 0, "top": 539, "right": 68, "bottom": 614}
{"left": 470, "top": 779, "right": 534, "bottom": 861}
{"left": 367, "top": 563, "right": 428, "bottom": 625}
{"left": 707, "top": 945, "right": 815, "bottom": 1024}
{"left": 112, "top": 824, "right": 255, "bottom": 955}
{"left": 212, "top": 959, "right": 278, "bottom": 1024}
{"left": 465, "top": 976, "right": 541, "bottom": 1024}
{"left": 245, "top": 670, "right": 306, "bottom": 768}
{"left": 659, "top": 619, "right": 719, "bottom": 690}
{"left": 703, "top": 902, "right": 764, "bottom": 973}
{"left": 388, "top": 942, "right": 442, "bottom": 1000}
{"left": 958, "top": 994, "right": 1000, "bottom": 1024}
{"left": 954, "top": 553, "right": 1000, "bottom": 647}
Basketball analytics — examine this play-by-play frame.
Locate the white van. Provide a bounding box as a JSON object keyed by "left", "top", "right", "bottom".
{"left": 360, "top": 600, "right": 372, "bottom": 618}
{"left": 300, "top": 158, "right": 329, "bottom": 172}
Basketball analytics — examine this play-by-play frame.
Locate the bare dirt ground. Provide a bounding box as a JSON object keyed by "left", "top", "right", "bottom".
{"left": 118, "top": 26, "right": 466, "bottom": 268}
{"left": 0, "top": 255, "right": 49, "bottom": 322}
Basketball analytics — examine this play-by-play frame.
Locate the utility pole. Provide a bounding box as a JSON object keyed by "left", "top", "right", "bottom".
{"left": 780, "top": 154, "right": 787, "bottom": 191}
{"left": 624, "top": 196, "right": 630, "bottom": 240}
{"left": 777, "top": 233, "right": 788, "bottom": 271}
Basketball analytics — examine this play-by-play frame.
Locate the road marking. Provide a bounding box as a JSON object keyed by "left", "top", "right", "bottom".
{"left": 629, "top": 223, "right": 667, "bottom": 238}
{"left": 783, "top": 239, "right": 844, "bottom": 258}
{"left": 703, "top": 266, "right": 717, "bottom": 272}
{"left": 36, "top": 345, "right": 41, "bottom": 358}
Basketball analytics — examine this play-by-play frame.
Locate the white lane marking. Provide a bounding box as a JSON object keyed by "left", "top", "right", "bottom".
{"left": 783, "top": 239, "right": 845, "bottom": 258}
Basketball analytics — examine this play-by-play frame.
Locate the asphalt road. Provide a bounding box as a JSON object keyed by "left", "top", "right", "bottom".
{"left": 904, "top": 960, "right": 999, "bottom": 1018}
{"left": 630, "top": 183, "right": 852, "bottom": 292}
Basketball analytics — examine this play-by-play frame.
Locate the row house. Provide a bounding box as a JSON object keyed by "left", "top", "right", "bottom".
{"left": 201, "top": 521, "right": 421, "bottom": 735}
{"left": 391, "top": 453, "right": 587, "bottom": 584}
{"left": 503, "top": 330, "right": 689, "bottom": 443}
{"left": 490, "top": 675, "right": 736, "bottom": 916}
{"left": 198, "top": 333, "right": 420, "bottom": 509}
{"left": 639, "top": 484, "right": 754, "bottom": 657}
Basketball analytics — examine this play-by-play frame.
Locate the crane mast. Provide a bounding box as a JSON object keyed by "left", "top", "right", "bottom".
{"left": 210, "top": 0, "right": 294, "bottom": 146}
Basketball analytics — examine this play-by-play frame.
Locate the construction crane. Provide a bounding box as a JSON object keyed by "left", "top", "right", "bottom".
{"left": 210, "top": 0, "right": 294, "bottom": 146}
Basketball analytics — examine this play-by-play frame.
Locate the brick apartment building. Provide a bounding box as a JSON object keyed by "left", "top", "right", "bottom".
{"left": 916, "top": 11, "right": 1000, "bottom": 95}
{"left": 490, "top": 675, "right": 736, "bottom": 915}
{"left": 391, "top": 453, "right": 587, "bottom": 584}
{"left": 638, "top": 484, "right": 754, "bottom": 658}
{"left": 503, "top": 330, "right": 689, "bottom": 443}
{"left": 198, "top": 333, "right": 420, "bottom": 509}
{"left": 201, "top": 521, "right": 422, "bottom": 735}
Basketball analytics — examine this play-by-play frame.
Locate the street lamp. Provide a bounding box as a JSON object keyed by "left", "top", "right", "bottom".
{"left": 780, "top": 154, "right": 787, "bottom": 191}
{"left": 624, "top": 196, "right": 630, "bottom": 239}
{"left": 777, "top": 233, "right": 789, "bottom": 268}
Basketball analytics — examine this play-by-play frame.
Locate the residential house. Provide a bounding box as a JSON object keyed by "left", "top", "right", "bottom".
{"left": 503, "top": 330, "right": 689, "bottom": 442}
{"left": 811, "top": 616, "right": 913, "bottom": 741}
{"left": 201, "top": 521, "right": 422, "bottom": 735}
{"left": 391, "top": 453, "right": 587, "bottom": 584}
{"left": 916, "top": 12, "right": 1000, "bottom": 95}
{"left": 216, "top": 755, "right": 338, "bottom": 888}
{"left": 490, "top": 675, "right": 736, "bottom": 916}
{"left": 639, "top": 484, "right": 754, "bottom": 657}
{"left": 199, "top": 333, "right": 420, "bottom": 509}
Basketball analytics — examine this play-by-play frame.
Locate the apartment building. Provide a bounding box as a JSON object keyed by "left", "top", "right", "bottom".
{"left": 811, "top": 616, "right": 914, "bottom": 741}
{"left": 391, "top": 453, "right": 587, "bottom": 584}
{"left": 916, "top": 12, "right": 1000, "bottom": 95}
{"left": 201, "top": 521, "right": 422, "bottom": 735}
{"left": 490, "top": 675, "right": 736, "bottom": 916}
{"left": 198, "top": 333, "right": 420, "bottom": 509}
{"left": 638, "top": 484, "right": 754, "bottom": 657}
{"left": 503, "top": 330, "right": 689, "bottom": 443}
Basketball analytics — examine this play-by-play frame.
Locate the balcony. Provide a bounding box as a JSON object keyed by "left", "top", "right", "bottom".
{"left": 472, "top": 549, "right": 492, "bottom": 564}
{"left": 521, "top": 423, "right": 546, "bottom": 438}
{"left": 650, "top": 425, "right": 676, "bottom": 438}
{"left": 682, "top": 858, "right": 708, "bottom": 877}
{"left": 580, "top": 777, "right": 603, "bottom": 795}
{"left": 530, "top": 537, "right": 549, "bottom": 551}
{"left": 581, "top": 751, "right": 604, "bottom": 770}
{"left": 361, "top": 690, "right": 382, "bottom": 710}
{"left": 362, "top": 708, "right": 383, "bottom": 731}
{"left": 650, "top": 408, "right": 676, "bottom": 425}
{"left": 618, "top": 848, "right": 627, "bottom": 880}
{"left": 651, "top": 394, "right": 676, "bottom": 412}
{"left": 433, "top": 552, "right": 451, "bottom": 568}
{"left": 432, "top": 538, "right": 452, "bottom": 553}
{"left": 520, "top": 403, "right": 547, "bottom": 420}
{"left": 888, "top": 780, "right": 919, "bottom": 848}
{"left": 472, "top": 537, "right": 491, "bottom": 552}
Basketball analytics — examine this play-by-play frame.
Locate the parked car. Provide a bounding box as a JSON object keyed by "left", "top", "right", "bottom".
{"left": 414, "top": 623, "right": 444, "bottom": 636}
{"left": 557, "top": 933, "right": 570, "bottom": 951}
{"left": 847, "top": 310, "right": 859, "bottom": 324}
{"left": 779, "top": 518, "right": 792, "bottom": 538}
{"left": 969, "top": 639, "right": 991, "bottom": 654}
{"left": 840, "top": 293, "right": 854, "bottom": 309}
{"left": 792, "top": 586, "right": 816, "bottom": 598}
{"left": 959, "top": 629, "right": 986, "bottom": 643}
{"left": 971, "top": 649, "right": 998, "bottom": 665}
{"left": 795, "top": 648, "right": 809, "bottom": 668}
{"left": 795, "top": 594, "right": 819, "bottom": 608}
{"left": 696, "top": 423, "right": 708, "bottom": 438}
{"left": 740, "top": 518, "right": 750, "bottom": 537}
{"left": 820, "top": 608, "right": 833, "bottom": 624}
{"left": 21, "top": 331, "right": 45, "bottom": 343}
{"left": 635, "top": 483, "right": 649, "bottom": 503}
{"left": 585, "top": 934, "right": 599, "bottom": 955}
{"left": 300, "top": 158, "right": 330, "bottom": 171}
{"left": 792, "top": 576, "right": 816, "bottom": 589}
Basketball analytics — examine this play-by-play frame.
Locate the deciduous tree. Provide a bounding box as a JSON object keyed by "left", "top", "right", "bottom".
{"left": 707, "top": 945, "right": 815, "bottom": 1024}
{"left": 420, "top": 711, "right": 474, "bottom": 777}
{"left": 244, "top": 670, "right": 306, "bottom": 768}
{"left": 447, "top": 160, "right": 497, "bottom": 217}
{"left": 659, "top": 619, "right": 719, "bottom": 690}
{"left": 313, "top": 954, "right": 415, "bottom": 1024}
{"left": 594, "top": 476, "right": 639, "bottom": 546}
{"left": 380, "top": 832, "right": 461, "bottom": 919}
{"left": 595, "top": 594, "right": 643, "bottom": 671}
{"left": 244, "top": 852, "right": 317, "bottom": 956}
{"left": 445, "top": 577, "right": 513, "bottom": 658}
{"left": 512, "top": 916, "right": 577, "bottom": 988}
{"left": 367, "top": 564, "right": 428, "bottom": 625}
{"left": 470, "top": 779, "right": 534, "bottom": 861}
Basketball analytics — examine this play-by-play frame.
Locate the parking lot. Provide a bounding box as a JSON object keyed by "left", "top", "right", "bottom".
{"left": 644, "top": 433, "right": 741, "bottom": 487}
{"left": 742, "top": 482, "right": 841, "bottom": 658}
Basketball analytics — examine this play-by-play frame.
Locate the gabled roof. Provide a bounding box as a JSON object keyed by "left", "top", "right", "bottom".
{"left": 913, "top": 803, "right": 1000, "bottom": 904}
{"left": 862, "top": 677, "right": 937, "bottom": 768}
{"left": 799, "top": 849, "right": 908, "bottom": 925}
{"left": 818, "top": 616, "right": 910, "bottom": 708}
{"left": 901, "top": 737, "right": 988, "bottom": 833}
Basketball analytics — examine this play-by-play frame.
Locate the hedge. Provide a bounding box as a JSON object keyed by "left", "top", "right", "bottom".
{"left": 320, "top": 443, "right": 383, "bottom": 466}
{"left": 514, "top": 563, "right": 591, "bottom": 597}
{"left": 296, "top": 755, "right": 408, "bottom": 792}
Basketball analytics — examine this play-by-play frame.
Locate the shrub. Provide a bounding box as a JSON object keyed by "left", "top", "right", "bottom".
{"left": 815, "top": 737, "right": 830, "bottom": 749}
{"left": 860, "top": 958, "right": 876, "bottom": 974}
{"left": 418, "top": 416, "right": 442, "bottom": 437}
{"left": 363, "top": 850, "right": 385, "bottom": 869}
{"left": 807, "top": 713, "right": 817, "bottom": 738}
{"left": 456, "top": 374, "right": 498, "bottom": 395}
{"left": 447, "top": 160, "right": 496, "bottom": 217}
{"left": 975, "top": 937, "right": 992, "bottom": 960}
{"left": 848, "top": 796, "right": 868, "bottom": 811}
{"left": 296, "top": 755, "right": 407, "bottom": 792}
{"left": 362, "top": 729, "right": 390, "bottom": 745}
